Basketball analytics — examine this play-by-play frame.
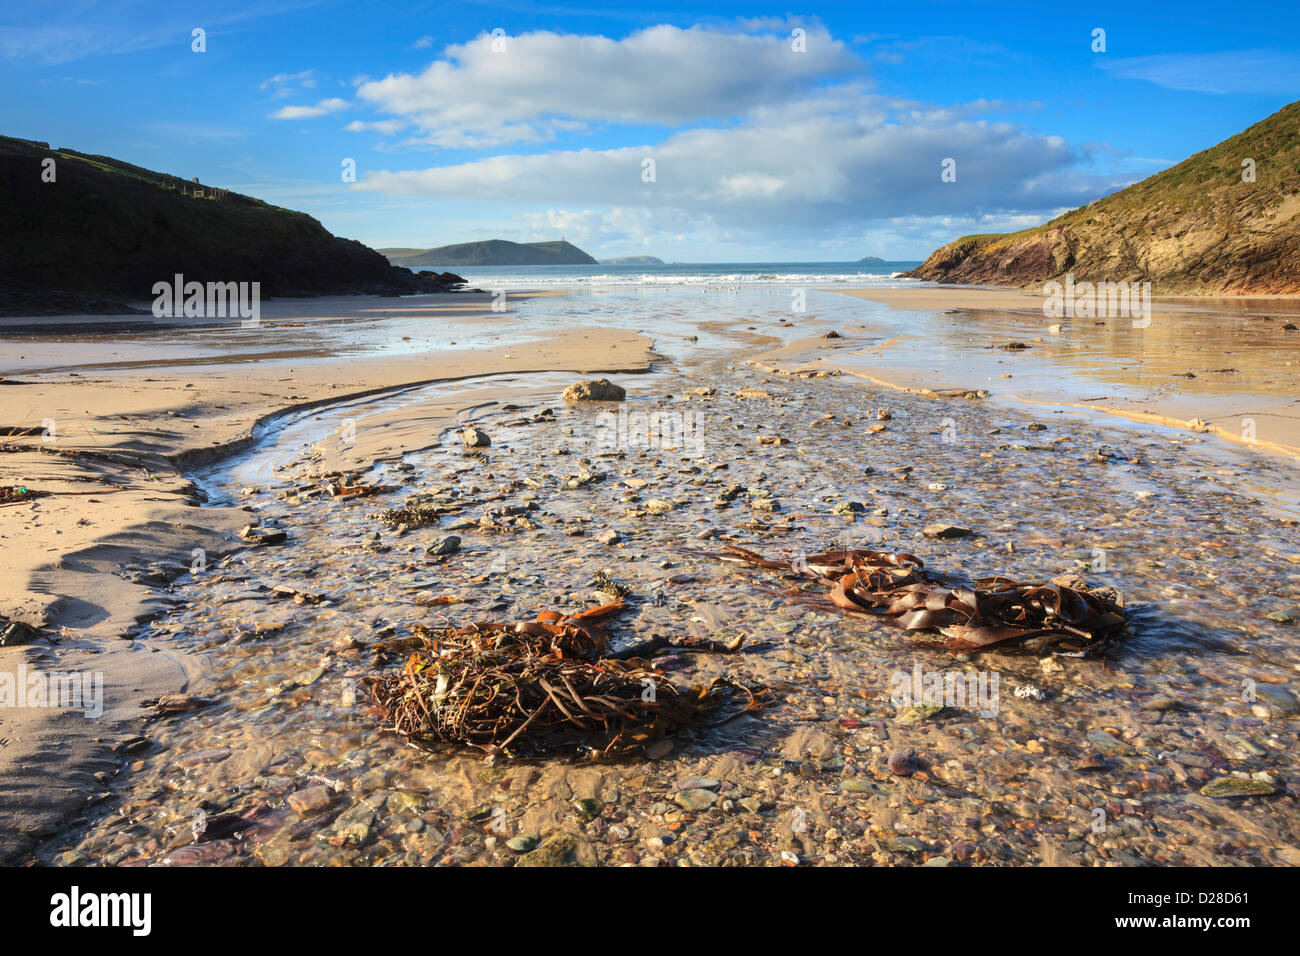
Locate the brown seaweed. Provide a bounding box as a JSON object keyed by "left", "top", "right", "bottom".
{"left": 365, "top": 601, "right": 767, "bottom": 757}
{"left": 717, "top": 544, "right": 1128, "bottom": 656}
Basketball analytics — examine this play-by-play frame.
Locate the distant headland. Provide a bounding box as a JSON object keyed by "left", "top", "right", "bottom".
{"left": 379, "top": 239, "right": 597, "bottom": 267}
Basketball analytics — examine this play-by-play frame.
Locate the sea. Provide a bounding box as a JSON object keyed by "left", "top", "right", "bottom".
{"left": 424, "top": 260, "right": 920, "bottom": 288}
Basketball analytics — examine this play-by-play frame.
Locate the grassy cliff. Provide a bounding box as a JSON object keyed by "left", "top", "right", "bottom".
{"left": 0, "top": 135, "right": 457, "bottom": 313}
{"left": 906, "top": 100, "right": 1300, "bottom": 294}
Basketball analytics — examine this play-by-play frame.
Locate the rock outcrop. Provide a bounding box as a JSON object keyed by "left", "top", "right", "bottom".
{"left": 906, "top": 100, "right": 1300, "bottom": 294}
{"left": 0, "top": 134, "right": 462, "bottom": 314}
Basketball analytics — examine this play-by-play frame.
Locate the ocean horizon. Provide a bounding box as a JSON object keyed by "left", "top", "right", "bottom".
{"left": 411, "top": 260, "right": 923, "bottom": 288}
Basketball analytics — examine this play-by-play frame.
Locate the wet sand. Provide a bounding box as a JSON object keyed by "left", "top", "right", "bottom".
{"left": 28, "top": 358, "right": 1300, "bottom": 868}
{"left": 0, "top": 291, "right": 655, "bottom": 858}
{"left": 822, "top": 287, "right": 1300, "bottom": 462}
{"left": 2, "top": 284, "right": 1299, "bottom": 866}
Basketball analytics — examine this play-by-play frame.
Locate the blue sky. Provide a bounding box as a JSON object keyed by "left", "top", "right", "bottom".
{"left": 4, "top": 0, "right": 1299, "bottom": 260}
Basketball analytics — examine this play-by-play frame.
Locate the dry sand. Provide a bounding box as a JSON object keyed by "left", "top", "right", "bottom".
{"left": 0, "top": 291, "right": 654, "bottom": 858}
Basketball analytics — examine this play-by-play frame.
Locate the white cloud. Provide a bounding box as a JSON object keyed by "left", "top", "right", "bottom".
{"left": 355, "top": 24, "right": 861, "bottom": 147}
{"left": 345, "top": 119, "right": 406, "bottom": 134}
{"left": 271, "top": 97, "right": 348, "bottom": 119}
{"left": 355, "top": 93, "right": 1121, "bottom": 237}
{"left": 1097, "top": 50, "right": 1300, "bottom": 95}
{"left": 413, "top": 35, "right": 433, "bottom": 49}
{"left": 260, "top": 69, "right": 317, "bottom": 98}
{"left": 339, "top": 23, "right": 1131, "bottom": 254}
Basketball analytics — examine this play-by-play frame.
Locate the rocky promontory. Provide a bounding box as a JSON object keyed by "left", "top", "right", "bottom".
{"left": 0, "top": 134, "right": 462, "bottom": 315}
{"left": 906, "top": 100, "right": 1300, "bottom": 294}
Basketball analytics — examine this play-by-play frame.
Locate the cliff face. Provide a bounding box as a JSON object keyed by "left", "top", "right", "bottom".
{"left": 906, "top": 100, "right": 1300, "bottom": 294}
{"left": 0, "top": 135, "right": 456, "bottom": 313}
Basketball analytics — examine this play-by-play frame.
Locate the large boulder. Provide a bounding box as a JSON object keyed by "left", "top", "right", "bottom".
{"left": 562, "top": 378, "right": 626, "bottom": 402}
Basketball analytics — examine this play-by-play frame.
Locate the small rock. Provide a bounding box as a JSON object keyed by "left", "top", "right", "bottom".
{"left": 895, "top": 704, "right": 943, "bottom": 724}
{"left": 886, "top": 836, "right": 927, "bottom": 854}
{"left": 923, "top": 523, "right": 973, "bottom": 539}
{"left": 329, "top": 803, "right": 377, "bottom": 847}
{"left": 287, "top": 785, "right": 334, "bottom": 817}
{"left": 462, "top": 426, "right": 491, "bottom": 447}
{"left": 516, "top": 832, "right": 597, "bottom": 867}
{"left": 240, "top": 525, "right": 286, "bottom": 545}
{"left": 886, "top": 751, "right": 915, "bottom": 776}
{"left": 426, "top": 535, "right": 461, "bottom": 556}
{"left": 840, "top": 779, "right": 879, "bottom": 794}
{"left": 1073, "top": 754, "right": 1107, "bottom": 772}
{"left": 674, "top": 789, "right": 716, "bottom": 812}
{"left": 645, "top": 739, "right": 673, "bottom": 759}
{"left": 506, "top": 834, "right": 539, "bottom": 853}
{"left": 1252, "top": 684, "right": 1298, "bottom": 715}
{"left": 1199, "top": 777, "right": 1275, "bottom": 798}
{"left": 949, "top": 841, "right": 977, "bottom": 862}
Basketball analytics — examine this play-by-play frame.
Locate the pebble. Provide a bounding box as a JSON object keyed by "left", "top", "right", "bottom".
{"left": 886, "top": 751, "right": 915, "bottom": 776}
{"left": 923, "top": 523, "right": 973, "bottom": 539}
{"left": 506, "top": 834, "right": 540, "bottom": 853}
{"left": 675, "top": 789, "right": 717, "bottom": 812}
{"left": 426, "top": 535, "right": 461, "bottom": 556}
{"left": 517, "top": 832, "right": 597, "bottom": 867}
{"left": 287, "top": 785, "right": 334, "bottom": 817}
{"left": 1199, "top": 777, "right": 1275, "bottom": 797}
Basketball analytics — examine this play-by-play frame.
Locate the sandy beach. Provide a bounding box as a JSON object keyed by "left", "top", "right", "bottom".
{"left": 803, "top": 287, "right": 1300, "bottom": 464}
{"left": 0, "top": 291, "right": 655, "bottom": 857}
{"left": 3, "top": 282, "right": 1298, "bottom": 867}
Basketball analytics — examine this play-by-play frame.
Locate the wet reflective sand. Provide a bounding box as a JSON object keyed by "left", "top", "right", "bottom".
{"left": 35, "top": 344, "right": 1300, "bottom": 866}
{"left": 825, "top": 289, "right": 1300, "bottom": 461}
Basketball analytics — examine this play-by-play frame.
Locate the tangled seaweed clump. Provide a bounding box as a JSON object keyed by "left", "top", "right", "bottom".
{"left": 365, "top": 601, "right": 766, "bottom": 757}
{"left": 0, "top": 485, "right": 44, "bottom": 504}
{"left": 718, "top": 545, "right": 1128, "bottom": 656}
{"left": 375, "top": 500, "right": 443, "bottom": 532}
